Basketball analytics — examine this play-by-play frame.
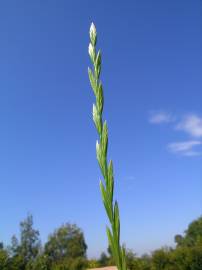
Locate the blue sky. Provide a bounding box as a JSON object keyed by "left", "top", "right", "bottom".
{"left": 0, "top": 0, "right": 201, "bottom": 258}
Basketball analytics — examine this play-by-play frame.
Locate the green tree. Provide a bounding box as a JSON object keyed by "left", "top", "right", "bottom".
{"left": 25, "top": 254, "right": 49, "bottom": 270}
{"left": 171, "top": 246, "right": 190, "bottom": 270}
{"left": 125, "top": 249, "right": 138, "bottom": 270}
{"left": 8, "top": 214, "right": 41, "bottom": 270}
{"left": 99, "top": 251, "right": 109, "bottom": 266}
{"left": 87, "top": 259, "right": 100, "bottom": 269}
{"left": 32, "top": 255, "right": 48, "bottom": 270}
{"left": 0, "top": 244, "right": 9, "bottom": 270}
{"left": 171, "top": 245, "right": 202, "bottom": 270}
{"left": 189, "top": 245, "right": 202, "bottom": 270}
{"left": 151, "top": 248, "right": 171, "bottom": 270}
{"left": 8, "top": 235, "right": 24, "bottom": 270}
{"left": 10, "top": 235, "right": 20, "bottom": 256}
{"left": 175, "top": 216, "right": 202, "bottom": 248}
{"left": 19, "top": 214, "right": 41, "bottom": 264}
{"left": 140, "top": 254, "right": 152, "bottom": 270}
{"left": 44, "top": 223, "right": 87, "bottom": 267}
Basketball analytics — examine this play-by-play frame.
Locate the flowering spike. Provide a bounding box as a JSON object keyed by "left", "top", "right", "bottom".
{"left": 88, "top": 23, "right": 127, "bottom": 270}
{"left": 89, "top": 22, "right": 97, "bottom": 46}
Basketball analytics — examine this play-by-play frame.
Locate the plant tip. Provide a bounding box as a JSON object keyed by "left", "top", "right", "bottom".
{"left": 89, "top": 22, "right": 97, "bottom": 45}
{"left": 90, "top": 22, "right": 96, "bottom": 34}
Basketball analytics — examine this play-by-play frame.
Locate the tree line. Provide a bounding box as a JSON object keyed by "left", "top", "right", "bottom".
{"left": 0, "top": 215, "right": 201, "bottom": 270}
{"left": 0, "top": 214, "right": 87, "bottom": 270}
{"left": 91, "top": 216, "right": 202, "bottom": 270}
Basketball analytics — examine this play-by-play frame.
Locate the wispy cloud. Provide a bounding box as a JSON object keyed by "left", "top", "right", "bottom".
{"left": 183, "top": 151, "right": 202, "bottom": 157}
{"left": 176, "top": 115, "right": 202, "bottom": 138}
{"left": 149, "top": 111, "right": 174, "bottom": 124}
{"left": 149, "top": 111, "right": 202, "bottom": 157}
{"left": 167, "top": 141, "right": 202, "bottom": 156}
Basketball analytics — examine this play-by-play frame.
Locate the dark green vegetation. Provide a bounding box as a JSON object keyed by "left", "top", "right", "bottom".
{"left": 89, "top": 216, "right": 202, "bottom": 270}
{"left": 0, "top": 214, "right": 87, "bottom": 270}
{"left": 0, "top": 216, "right": 201, "bottom": 270}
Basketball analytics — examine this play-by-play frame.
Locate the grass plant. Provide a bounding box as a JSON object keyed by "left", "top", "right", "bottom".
{"left": 88, "top": 23, "right": 127, "bottom": 270}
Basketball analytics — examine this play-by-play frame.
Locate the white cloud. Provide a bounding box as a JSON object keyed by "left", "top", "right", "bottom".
{"left": 148, "top": 111, "right": 202, "bottom": 157}
{"left": 183, "top": 151, "right": 202, "bottom": 157}
{"left": 149, "top": 112, "right": 174, "bottom": 124}
{"left": 167, "top": 140, "right": 202, "bottom": 156}
{"left": 176, "top": 115, "right": 202, "bottom": 137}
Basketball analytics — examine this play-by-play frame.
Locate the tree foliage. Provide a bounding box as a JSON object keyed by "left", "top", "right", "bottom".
{"left": 1, "top": 215, "right": 201, "bottom": 270}
{"left": 175, "top": 216, "right": 202, "bottom": 248}
{"left": 91, "top": 217, "right": 202, "bottom": 270}
{"left": 44, "top": 223, "right": 87, "bottom": 262}
{"left": 44, "top": 223, "right": 87, "bottom": 269}
{"left": 19, "top": 214, "right": 41, "bottom": 263}
{"left": 0, "top": 247, "right": 9, "bottom": 270}
{"left": 1, "top": 215, "right": 87, "bottom": 270}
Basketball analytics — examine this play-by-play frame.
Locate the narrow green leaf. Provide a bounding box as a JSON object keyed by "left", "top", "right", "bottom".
{"left": 101, "top": 121, "right": 108, "bottom": 158}
{"left": 106, "top": 227, "right": 121, "bottom": 270}
{"left": 95, "top": 50, "right": 101, "bottom": 78}
{"left": 100, "top": 181, "right": 113, "bottom": 222}
{"left": 114, "top": 201, "right": 120, "bottom": 243}
{"left": 121, "top": 246, "right": 127, "bottom": 270}
{"left": 108, "top": 160, "right": 114, "bottom": 203}
{"left": 96, "top": 82, "right": 104, "bottom": 114}
{"left": 88, "top": 67, "right": 97, "bottom": 95}
{"left": 93, "top": 104, "right": 102, "bottom": 134}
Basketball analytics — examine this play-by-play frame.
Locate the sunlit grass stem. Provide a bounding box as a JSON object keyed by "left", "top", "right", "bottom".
{"left": 88, "top": 23, "right": 127, "bottom": 270}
